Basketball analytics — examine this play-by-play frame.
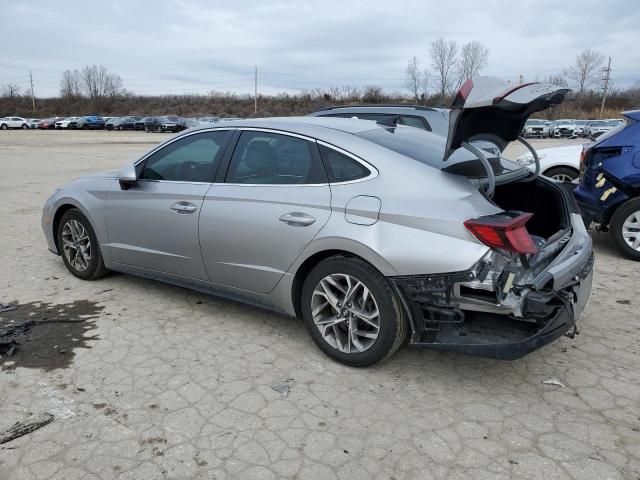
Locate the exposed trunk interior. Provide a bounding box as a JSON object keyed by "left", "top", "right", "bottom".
{"left": 491, "top": 177, "right": 568, "bottom": 239}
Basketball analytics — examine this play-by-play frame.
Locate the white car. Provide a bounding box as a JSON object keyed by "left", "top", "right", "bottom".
{"left": 0, "top": 116, "right": 29, "bottom": 129}
{"left": 516, "top": 143, "right": 585, "bottom": 182}
{"left": 55, "top": 117, "right": 80, "bottom": 129}
{"left": 552, "top": 119, "right": 578, "bottom": 138}
{"left": 27, "top": 118, "right": 41, "bottom": 129}
{"left": 583, "top": 120, "right": 613, "bottom": 140}
{"left": 522, "top": 119, "right": 551, "bottom": 138}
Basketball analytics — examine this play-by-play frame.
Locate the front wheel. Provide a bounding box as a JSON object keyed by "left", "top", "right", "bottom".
{"left": 57, "top": 209, "right": 108, "bottom": 280}
{"left": 300, "top": 256, "right": 407, "bottom": 367}
{"left": 610, "top": 198, "right": 640, "bottom": 261}
{"left": 0, "top": 124, "right": 7, "bottom": 130}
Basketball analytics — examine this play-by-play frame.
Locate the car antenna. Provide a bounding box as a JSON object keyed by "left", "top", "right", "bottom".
{"left": 375, "top": 115, "right": 400, "bottom": 128}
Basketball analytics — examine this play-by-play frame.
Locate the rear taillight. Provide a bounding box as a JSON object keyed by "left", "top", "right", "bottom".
{"left": 464, "top": 212, "right": 538, "bottom": 254}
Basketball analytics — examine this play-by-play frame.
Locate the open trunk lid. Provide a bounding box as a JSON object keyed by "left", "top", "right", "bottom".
{"left": 445, "top": 77, "right": 569, "bottom": 160}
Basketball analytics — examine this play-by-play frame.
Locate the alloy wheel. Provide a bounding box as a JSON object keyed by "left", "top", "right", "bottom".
{"left": 550, "top": 173, "right": 575, "bottom": 183}
{"left": 61, "top": 219, "right": 92, "bottom": 272}
{"left": 311, "top": 273, "right": 380, "bottom": 353}
{"left": 622, "top": 211, "right": 640, "bottom": 251}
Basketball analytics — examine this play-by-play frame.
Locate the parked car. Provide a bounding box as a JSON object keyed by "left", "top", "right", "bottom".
{"left": 42, "top": 77, "right": 592, "bottom": 366}
{"left": 55, "top": 117, "right": 80, "bottom": 129}
{"left": 27, "top": 118, "right": 41, "bottom": 129}
{"left": 521, "top": 119, "right": 551, "bottom": 138}
{"left": 583, "top": 120, "right": 613, "bottom": 140}
{"left": 516, "top": 144, "right": 584, "bottom": 182}
{"left": 552, "top": 119, "right": 578, "bottom": 138}
{"left": 107, "top": 116, "right": 140, "bottom": 131}
{"left": 574, "top": 119, "right": 587, "bottom": 136}
{"left": 134, "top": 117, "right": 149, "bottom": 130}
{"left": 144, "top": 116, "right": 187, "bottom": 133}
{"left": 0, "top": 116, "right": 30, "bottom": 129}
{"left": 308, "top": 105, "right": 450, "bottom": 136}
{"left": 74, "top": 116, "right": 106, "bottom": 129}
{"left": 574, "top": 110, "right": 640, "bottom": 259}
{"left": 38, "top": 117, "right": 63, "bottom": 129}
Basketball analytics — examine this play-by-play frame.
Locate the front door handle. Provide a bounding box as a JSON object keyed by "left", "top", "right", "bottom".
{"left": 170, "top": 201, "right": 198, "bottom": 214}
{"left": 279, "top": 212, "right": 316, "bottom": 227}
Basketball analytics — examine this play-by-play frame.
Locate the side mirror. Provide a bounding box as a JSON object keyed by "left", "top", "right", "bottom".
{"left": 117, "top": 163, "right": 137, "bottom": 190}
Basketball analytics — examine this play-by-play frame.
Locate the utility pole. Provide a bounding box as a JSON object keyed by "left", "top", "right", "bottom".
{"left": 254, "top": 65, "right": 257, "bottom": 114}
{"left": 599, "top": 57, "right": 612, "bottom": 119}
{"left": 29, "top": 70, "right": 36, "bottom": 112}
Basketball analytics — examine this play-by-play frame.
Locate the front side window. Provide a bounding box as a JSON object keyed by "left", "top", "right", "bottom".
{"left": 226, "top": 131, "right": 327, "bottom": 184}
{"left": 139, "top": 130, "right": 231, "bottom": 182}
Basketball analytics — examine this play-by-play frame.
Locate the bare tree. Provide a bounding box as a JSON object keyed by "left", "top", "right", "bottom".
{"left": 430, "top": 38, "right": 458, "bottom": 101}
{"left": 545, "top": 73, "right": 568, "bottom": 88}
{"left": 405, "top": 56, "right": 423, "bottom": 103}
{"left": 457, "top": 41, "right": 489, "bottom": 87}
{"left": 59, "top": 69, "right": 81, "bottom": 99}
{"left": 566, "top": 49, "right": 605, "bottom": 110}
{"left": 1, "top": 83, "right": 21, "bottom": 98}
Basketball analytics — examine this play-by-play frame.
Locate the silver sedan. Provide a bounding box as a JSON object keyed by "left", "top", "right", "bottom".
{"left": 42, "top": 78, "right": 593, "bottom": 366}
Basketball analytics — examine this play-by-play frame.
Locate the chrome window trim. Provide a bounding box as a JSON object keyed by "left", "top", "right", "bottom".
{"left": 316, "top": 140, "right": 379, "bottom": 184}
{"left": 133, "top": 127, "right": 237, "bottom": 167}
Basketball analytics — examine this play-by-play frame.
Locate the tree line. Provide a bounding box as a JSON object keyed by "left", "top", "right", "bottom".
{"left": 1, "top": 53, "right": 638, "bottom": 119}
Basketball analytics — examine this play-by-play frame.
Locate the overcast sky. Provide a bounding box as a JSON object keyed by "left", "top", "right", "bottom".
{"left": 1, "top": 0, "right": 638, "bottom": 97}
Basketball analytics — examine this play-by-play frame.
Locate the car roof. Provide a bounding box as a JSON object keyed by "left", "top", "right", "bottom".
{"left": 185, "top": 116, "right": 388, "bottom": 136}
{"left": 313, "top": 104, "right": 447, "bottom": 113}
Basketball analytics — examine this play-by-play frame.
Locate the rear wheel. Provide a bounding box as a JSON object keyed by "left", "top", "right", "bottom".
{"left": 544, "top": 167, "right": 578, "bottom": 183}
{"left": 57, "top": 209, "right": 108, "bottom": 280}
{"left": 1, "top": 124, "right": 7, "bottom": 130}
{"left": 610, "top": 198, "right": 640, "bottom": 261}
{"left": 300, "top": 255, "right": 407, "bottom": 367}
{"left": 21, "top": 123, "right": 28, "bottom": 129}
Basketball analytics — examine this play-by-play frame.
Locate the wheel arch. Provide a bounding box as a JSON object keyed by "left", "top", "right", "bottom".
{"left": 51, "top": 201, "right": 100, "bottom": 253}
{"left": 542, "top": 164, "right": 579, "bottom": 177}
{"left": 289, "top": 242, "right": 396, "bottom": 320}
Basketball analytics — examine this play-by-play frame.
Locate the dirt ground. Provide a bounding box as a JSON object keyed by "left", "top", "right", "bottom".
{"left": 0, "top": 130, "right": 638, "bottom": 480}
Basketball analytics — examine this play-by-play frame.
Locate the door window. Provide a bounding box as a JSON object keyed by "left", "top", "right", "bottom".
{"left": 139, "top": 130, "right": 230, "bottom": 182}
{"left": 226, "top": 131, "right": 327, "bottom": 184}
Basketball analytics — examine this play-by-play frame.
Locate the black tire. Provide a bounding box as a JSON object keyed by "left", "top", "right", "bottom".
{"left": 543, "top": 166, "right": 579, "bottom": 183}
{"left": 57, "top": 209, "right": 108, "bottom": 280}
{"left": 156, "top": 124, "right": 162, "bottom": 133}
{"left": 610, "top": 198, "right": 640, "bottom": 261}
{"left": 300, "top": 255, "right": 407, "bottom": 367}
{"left": 144, "top": 126, "right": 149, "bottom": 132}
{"left": 0, "top": 124, "right": 7, "bottom": 130}
{"left": 21, "top": 124, "right": 28, "bottom": 129}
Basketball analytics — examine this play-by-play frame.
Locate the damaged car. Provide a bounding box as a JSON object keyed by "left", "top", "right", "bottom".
{"left": 522, "top": 118, "right": 551, "bottom": 138}
{"left": 42, "top": 77, "right": 593, "bottom": 366}
{"left": 574, "top": 110, "right": 640, "bottom": 259}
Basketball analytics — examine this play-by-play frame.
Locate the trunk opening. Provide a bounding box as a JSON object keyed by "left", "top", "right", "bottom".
{"left": 491, "top": 177, "right": 569, "bottom": 239}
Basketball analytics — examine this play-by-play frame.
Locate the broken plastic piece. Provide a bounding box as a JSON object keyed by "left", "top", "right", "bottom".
{"left": 0, "top": 413, "right": 54, "bottom": 444}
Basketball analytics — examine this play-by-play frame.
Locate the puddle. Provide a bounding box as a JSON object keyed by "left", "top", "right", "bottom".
{"left": 0, "top": 300, "right": 103, "bottom": 371}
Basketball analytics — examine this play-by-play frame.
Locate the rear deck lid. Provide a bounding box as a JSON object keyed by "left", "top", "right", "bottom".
{"left": 445, "top": 77, "right": 569, "bottom": 160}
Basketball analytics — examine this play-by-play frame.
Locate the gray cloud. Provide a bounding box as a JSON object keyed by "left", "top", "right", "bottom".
{"left": 1, "top": 0, "right": 638, "bottom": 97}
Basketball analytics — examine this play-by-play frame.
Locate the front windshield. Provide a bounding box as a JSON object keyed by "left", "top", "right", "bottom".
{"left": 356, "top": 126, "right": 523, "bottom": 179}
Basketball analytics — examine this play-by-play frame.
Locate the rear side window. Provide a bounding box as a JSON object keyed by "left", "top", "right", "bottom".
{"left": 318, "top": 144, "right": 370, "bottom": 182}
{"left": 226, "top": 131, "right": 327, "bottom": 184}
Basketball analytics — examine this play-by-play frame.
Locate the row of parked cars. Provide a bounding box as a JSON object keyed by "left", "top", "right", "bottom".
{"left": 0, "top": 115, "right": 242, "bottom": 132}
{"left": 522, "top": 118, "right": 624, "bottom": 140}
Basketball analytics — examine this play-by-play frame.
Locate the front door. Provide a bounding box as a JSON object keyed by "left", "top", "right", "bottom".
{"left": 106, "top": 130, "right": 232, "bottom": 280}
{"left": 200, "top": 129, "right": 331, "bottom": 293}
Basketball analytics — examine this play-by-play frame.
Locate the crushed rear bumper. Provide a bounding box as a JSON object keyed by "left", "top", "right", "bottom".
{"left": 390, "top": 213, "right": 593, "bottom": 360}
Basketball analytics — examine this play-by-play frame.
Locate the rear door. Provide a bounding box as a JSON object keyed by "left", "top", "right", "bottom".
{"left": 106, "top": 130, "right": 232, "bottom": 279}
{"left": 199, "top": 129, "right": 331, "bottom": 293}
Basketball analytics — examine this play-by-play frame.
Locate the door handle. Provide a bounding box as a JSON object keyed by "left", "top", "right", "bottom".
{"left": 170, "top": 201, "right": 198, "bottom": 214}
{"left": 279, "top": 212, "right": 316, "bottom": 227}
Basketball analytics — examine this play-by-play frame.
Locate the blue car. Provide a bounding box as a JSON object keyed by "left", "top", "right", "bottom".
{"left": 574, "top": 110, "right": 640, "bottom": 259}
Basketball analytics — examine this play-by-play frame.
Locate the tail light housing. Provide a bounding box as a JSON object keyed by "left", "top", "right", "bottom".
{"left": 464, "top": 212, "right": 538, "bottom": 254}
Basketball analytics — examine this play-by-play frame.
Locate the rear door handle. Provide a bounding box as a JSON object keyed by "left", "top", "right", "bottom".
{"left": 279, "top": 212, "right": 316, "bottom": 227}
{"left": 170, "top": 201, "right": 198, "bottom": 214}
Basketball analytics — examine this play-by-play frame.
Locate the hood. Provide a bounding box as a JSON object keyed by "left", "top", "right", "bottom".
{"left": 445, "top": 76, "right": 569, "bottom": 160}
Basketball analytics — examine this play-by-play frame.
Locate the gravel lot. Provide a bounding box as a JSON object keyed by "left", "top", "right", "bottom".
{"left": 0, "top": 130, "right": 639, "bottom": 480}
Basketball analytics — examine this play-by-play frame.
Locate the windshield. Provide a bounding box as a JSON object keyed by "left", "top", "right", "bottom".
{"left": 593, "top": 117, "right": 634, "bottom": 144}
{"left": 356, "top": 126, "right": 523, "bottom": 179}
{"left": 526, "top": 120, "right": 544, "bottom": 125}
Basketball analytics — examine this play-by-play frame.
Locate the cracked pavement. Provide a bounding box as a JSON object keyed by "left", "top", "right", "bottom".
{"left": 0, "top": 131, "right": 638, "bottom": 479}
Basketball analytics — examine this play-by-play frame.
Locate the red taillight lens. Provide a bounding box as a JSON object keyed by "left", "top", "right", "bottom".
{"left": 464, "top": 212, "right": 538, "bottom": 254}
